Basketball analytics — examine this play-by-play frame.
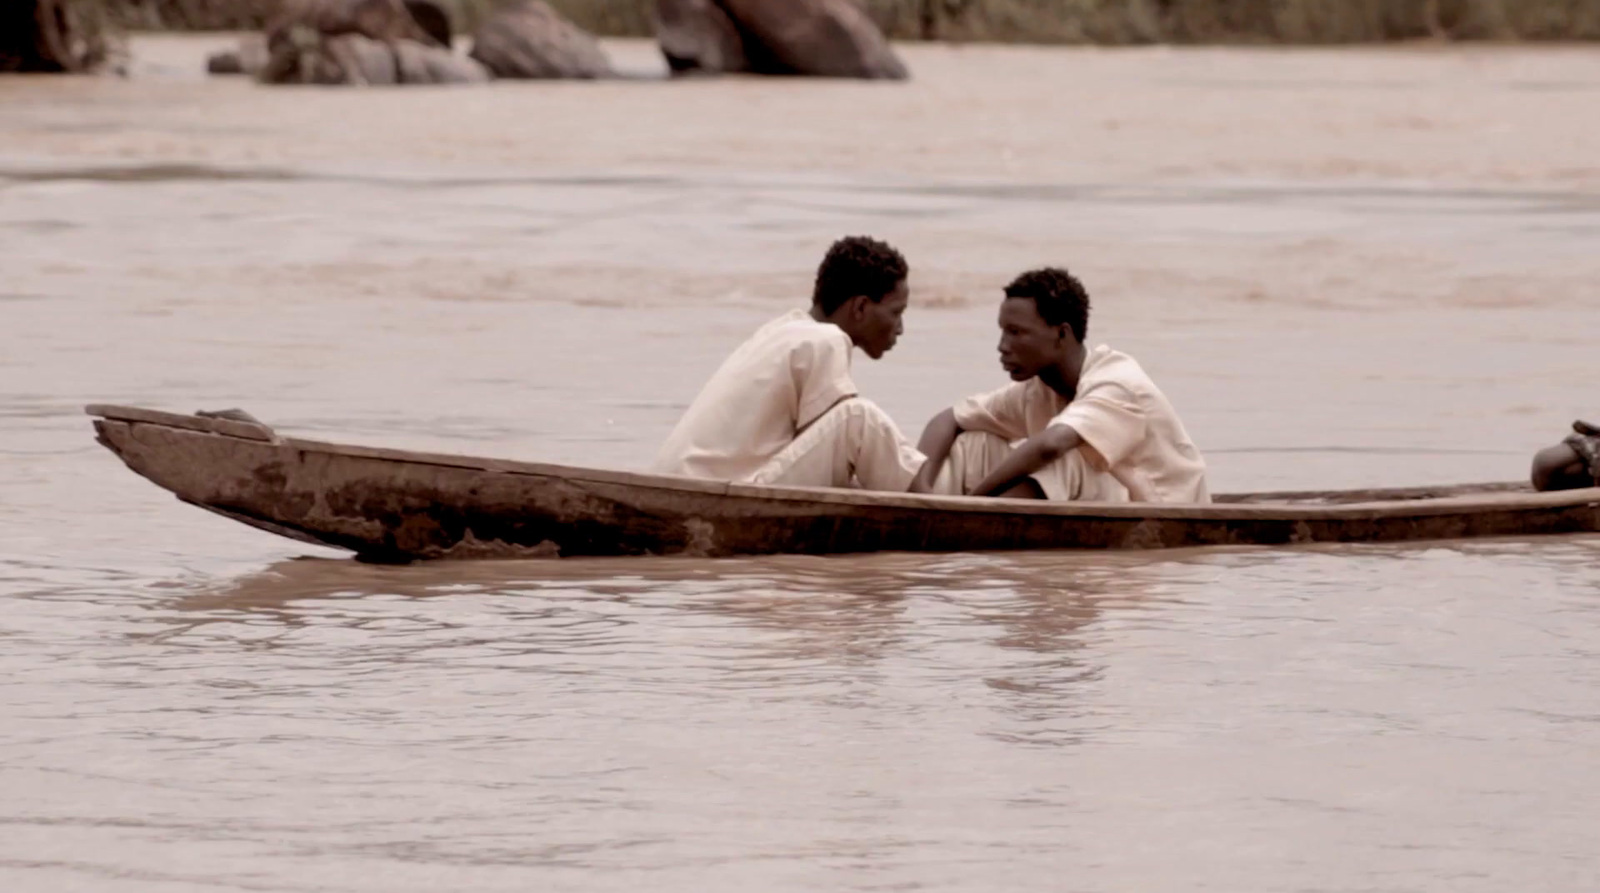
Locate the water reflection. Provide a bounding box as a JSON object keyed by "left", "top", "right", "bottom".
{"left": 160, "top": 552, "right": 1176, "bottom": 659}
{"left": 167, "top": 549, "right": 1224, "bottom": 609}
{"left": 149, "top": 550, "right": 1227, "bottom": 748}
{"left": 8, "top": 537, "right": 1600, "bottom": 891}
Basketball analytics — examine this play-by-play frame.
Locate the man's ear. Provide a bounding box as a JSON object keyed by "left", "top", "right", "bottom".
{"left": 848, "top": 294, "right": 870, "bottom": 320}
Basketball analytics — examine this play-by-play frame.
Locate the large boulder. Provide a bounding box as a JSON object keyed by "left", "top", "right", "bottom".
{"left": 469, "top": 0, "right": 613, "bottom": 79}
{"left": 1, "top": 0, "right": 119, "bottom": 73}
{"left": 265, "top": 0, "right": 442, "bottom": 48}
{"left": 401, "top": 0, "right": 454, "bottom": 48}
{"left": 260, "top": 32, "right": 489, "bottom": 84}
{"left": 206, "top": 34, "right": 270, "bottom": 76}
{"left": 655, "top": 0, "right": 907, "bottom": 79}
{"left": 392, "top": 38, "right": 491, "bottom": 83}
{"left": 256, "top": 0, "right": 485, "bottom": 85}
{"left": 656, "top": 0, "right": 747, "bottom": 74}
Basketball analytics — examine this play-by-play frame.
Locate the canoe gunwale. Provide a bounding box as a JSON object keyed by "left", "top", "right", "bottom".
{"left": 183, "top": 438, "right": 1600, "bottom": 523}
{"left": 86, "top": 403, "right": 279, "bottom": 442}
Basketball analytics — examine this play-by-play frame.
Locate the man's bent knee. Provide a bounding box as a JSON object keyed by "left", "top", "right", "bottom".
{"left": 1533, "top": 442, "right": 1591, "bottom": 492}
{"left": 805, "top": 397, "right": 885, "bottom": 429}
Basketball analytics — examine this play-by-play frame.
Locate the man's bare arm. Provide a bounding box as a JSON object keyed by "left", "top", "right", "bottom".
{"left": 907, "top": 408, "right": 961, "bottom": 493}
{"left": 969, "top": 425, "right": 1083, "bottom": 497}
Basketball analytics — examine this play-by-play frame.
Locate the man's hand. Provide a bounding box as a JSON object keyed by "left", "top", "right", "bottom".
{"left": 908, "top": 408, "right": 961, "bottom": 493}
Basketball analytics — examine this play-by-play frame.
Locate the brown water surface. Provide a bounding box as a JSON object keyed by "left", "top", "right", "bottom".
{"left": 2, "top": 35, "right": 1599, "bottom": 892}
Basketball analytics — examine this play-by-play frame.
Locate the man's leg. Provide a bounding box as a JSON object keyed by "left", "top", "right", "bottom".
{"left": 923, "top": 431, "right": 1126, "bottom": 500}
{"left": 749, "top": 398, "right": 925, "bottom": 491}
{"left": 924, "top": 431, "right": 1015, "bottom": 495}
{"left": 1031, "top": 449, "right": 1128, "bottom": 502}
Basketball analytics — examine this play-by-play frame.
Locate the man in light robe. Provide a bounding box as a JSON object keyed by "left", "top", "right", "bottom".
{"left": 653, "top": 236, "right": 924, "bottom": 491}
{"left": 909, "top": 267, "right": 1210, "bottom": 504}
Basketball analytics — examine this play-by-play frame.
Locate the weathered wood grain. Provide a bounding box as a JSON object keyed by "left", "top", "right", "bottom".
{"left": 87, "top": 404, "right": 1600, "bottom": 561}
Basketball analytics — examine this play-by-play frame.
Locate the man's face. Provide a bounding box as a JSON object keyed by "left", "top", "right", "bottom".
{"left": 851, "top": 279, "right": 909, "bottom": 360}
{"left": 996, "top": 297, "right": 1066, "bottom": 381}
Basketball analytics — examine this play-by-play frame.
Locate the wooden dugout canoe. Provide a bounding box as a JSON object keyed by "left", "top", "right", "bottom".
{"left": 87, "top": 404, "right": 1600, "bottom": 562}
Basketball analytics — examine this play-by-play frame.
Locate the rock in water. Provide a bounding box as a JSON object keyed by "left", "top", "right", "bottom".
{"left": 207, "top": 50, "right": 246, "bottom": 74}
{"left": 657, "top": 0, "right": 748, "bottom": 74}
{"left": 290, "top": 32, "right": 400, "bottom": 84}
{"left": 266, "top": 0, "right": 441, "bottom": 48}
{"left": 719, "top": 0, "right": 907, "bottom": 79}
{"left": 257, "top": 0, "right": 486, "bottom": 86}
{"left": 207, "top": 34, "right": 269, "bottom": 76}
{"left": 469, "top": 0, "right": 613, "bottom": 79}
{"left": 394, "top": 39, "right": 491, "bottom": 83}
{"left": 261, "top": 33, "right": 488, "bottom": 85}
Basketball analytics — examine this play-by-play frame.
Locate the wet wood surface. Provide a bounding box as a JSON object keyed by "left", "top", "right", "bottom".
{"left": 88, "top": 405, "right": 1600, "bottom": 561}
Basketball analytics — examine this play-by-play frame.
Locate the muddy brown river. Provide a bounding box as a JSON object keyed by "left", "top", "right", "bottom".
{"left": 2, "top": 34, "right": 1599, "bottom": 892}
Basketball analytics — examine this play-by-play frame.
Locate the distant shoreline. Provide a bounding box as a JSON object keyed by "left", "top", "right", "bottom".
{"left": 110, "top": 0, "right": 1600, "bottom": 45}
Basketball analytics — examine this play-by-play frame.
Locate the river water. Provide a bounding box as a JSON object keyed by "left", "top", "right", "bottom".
{"left": 3, "top": 34, "right": 1599, "bottom": 892}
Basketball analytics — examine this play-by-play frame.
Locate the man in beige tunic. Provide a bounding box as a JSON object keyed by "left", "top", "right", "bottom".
{"left": 909, "top": 267, "right": 1210, "bottom": 504}
{"left": 653, "top": 236, "right": 924, "bottom": 491}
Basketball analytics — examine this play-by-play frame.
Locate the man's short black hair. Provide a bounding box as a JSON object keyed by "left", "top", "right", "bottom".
{"left": 1004, "top": 267, "right": 1091, "bottom": 343}
{"left": 812, "top": 236, "right": 908, "bottom": 315}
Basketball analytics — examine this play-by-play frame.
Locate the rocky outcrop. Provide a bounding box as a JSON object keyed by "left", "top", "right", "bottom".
{"left": 260, "top": 32, "right": 490, "bottom": 84}
{"left": 483, "top": 0, "right": 1600, "bottom": 44}
{"left": 264, "top": 0, "right": 443, "bottom": 49}
{"left": 469, "top": 0, "right": 614, "bottom": 79}
{"left": 206, "top": 34, "right": 270, "bottom": 76}
{"left": 391, "top": 36, "right": 493, "bottom": 82}
{"left": 655, "top": 0, "right": 907, "bottom": 79}
{"left": 657, "top": 0, "right": 747, "bottom": 73}
{"left": 254, "top": 0, "right": 492, "bottom": 85}
{"left": 220, "top": 0, "right": 616, "bottom": 85}
{"left": 1, "top": 0, "right": 119, "bottom": 73}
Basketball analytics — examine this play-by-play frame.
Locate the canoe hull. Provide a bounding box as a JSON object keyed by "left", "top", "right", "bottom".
{"left": 89, "top": 406, "right": 1600, "bottom": 560}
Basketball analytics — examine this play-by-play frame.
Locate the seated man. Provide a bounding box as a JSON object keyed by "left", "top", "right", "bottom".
{"left": 653, "top": 235, "right": 924, "bottom": 491}
{"left": 909, "top": 267, "right": 1209, "bottom": 503}
{"left": 1531, "top": 420, "right": 1600, "bottom": 491}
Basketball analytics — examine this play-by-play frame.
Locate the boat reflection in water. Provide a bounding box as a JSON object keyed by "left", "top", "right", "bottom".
{"left": 151, "top": 548, "right": 1223, "bottom": 745}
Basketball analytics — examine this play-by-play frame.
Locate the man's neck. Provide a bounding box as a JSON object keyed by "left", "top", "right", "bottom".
{"left": 1037, "top": 342, "right": 1087, "bottom": 402}
{"left": 810, "top": 305, "right": 858, "bottom": 348}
